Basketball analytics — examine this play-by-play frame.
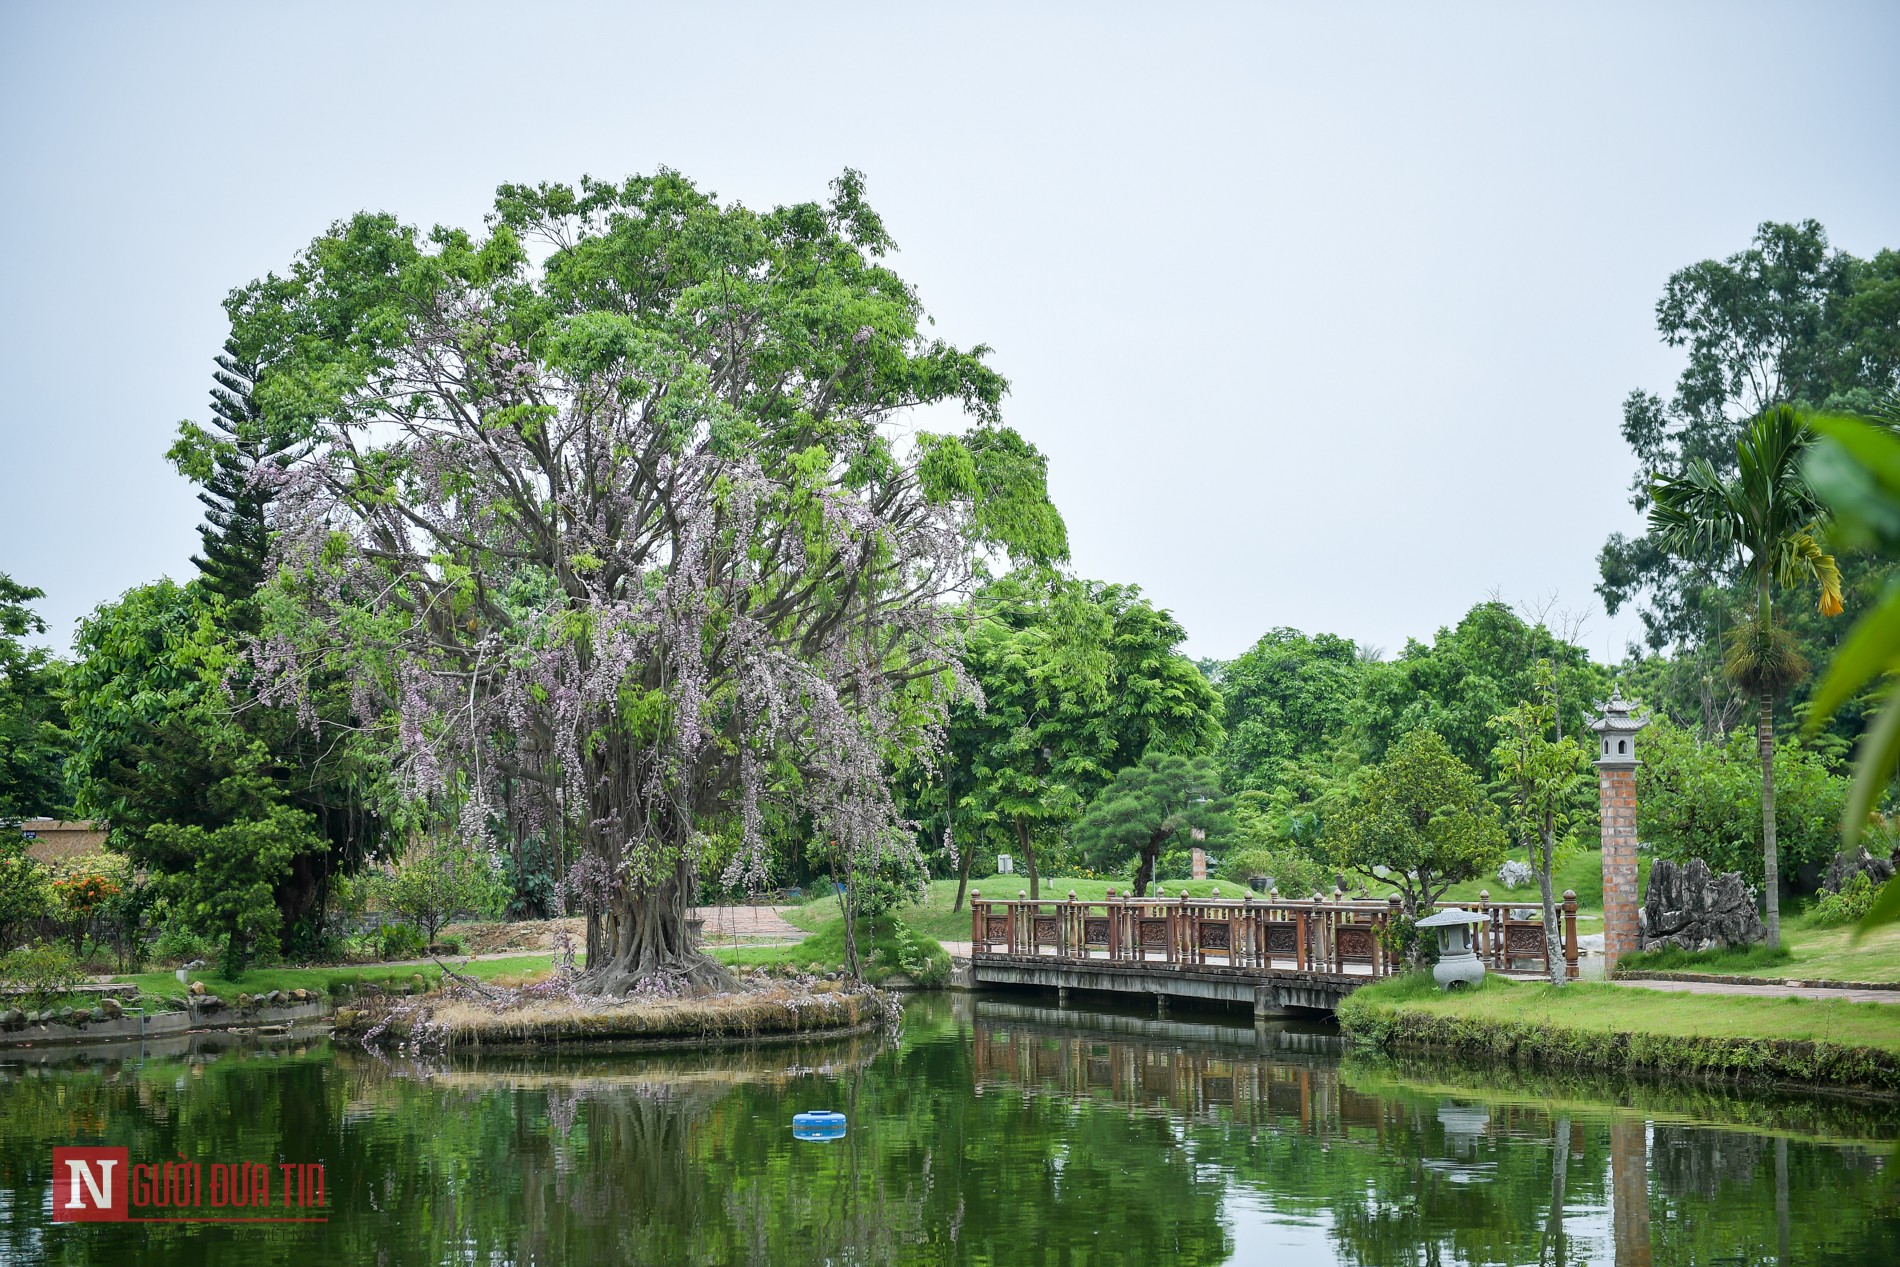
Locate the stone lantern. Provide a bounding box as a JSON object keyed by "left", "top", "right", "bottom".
{"left": 1587, "top": 688, "right": 1649, "bottom": 972}
{"left": 1415, "top": 908, "right": 1488, "bottom": 989}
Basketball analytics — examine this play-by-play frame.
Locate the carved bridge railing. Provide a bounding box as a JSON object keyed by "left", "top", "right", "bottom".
{"left": 970, "top": 889, "right": 1580, "bottom": 980}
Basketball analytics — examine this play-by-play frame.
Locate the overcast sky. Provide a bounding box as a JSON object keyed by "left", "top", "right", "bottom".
{"left": 4, "top": 2, "right": 1897, "bottom": 663}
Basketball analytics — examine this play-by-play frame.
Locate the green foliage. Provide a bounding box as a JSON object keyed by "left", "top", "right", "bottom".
{"left": 376, "top": 921, "right": 428, "bottom": 962}
{"left": 1219, "top": 629, "right": 1364, "bottom": 793}
{"left": 0, "top": 831, "right": 53, "bottom": 946}
{"left": 164, "top": 339, "right": 304, "bottom": 619}
{"left": 62, "top": 579, "right": 385, "bottom": 959}
{"left": 0, "top": 944, "right": 86, "bottom": 1008}
{"left": 1810, "top": 874, "right": 1882, "bottom": 927}
{"left": 925, "top": 574, "right": 1219, "bottom": 899}
{"left": 149, "top": 917, "right": 220, "bottom": 966}
{"left": 1217, "top": 844, "right": 1326, "bottom": 898}
{"left": 1358, "top": 602, "right": 1607, "bottom": 782}
{"left": 1802, "top": 400, "right": 1900, "bottom": 936}
{"left": 1635, "top": 713, "right": 1847, "bottom": 887}
{"left": 1325, "top": 729, "right": 1508, "bottom": 920}
{"left": 372, "top": 836, "right": 506, "bottom": 945}
{"left": 148, "top": 799, "right": 322, "bottom": 978}
{"left": 1487, "top": 661, "right": 1592, "bottom": 981}
{"left": 1070, "top": 751, "right": 1228, "bottom": 897}
{"left": 1601, "top": 220, "right": 1898, "bottom": 671}
{"left": 0, "top": 574, "right": 71, "bottom": 824}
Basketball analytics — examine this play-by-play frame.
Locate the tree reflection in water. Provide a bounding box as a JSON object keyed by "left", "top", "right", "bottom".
{"left": 0, "top": 996, "right": 1895, "bottom": 1265}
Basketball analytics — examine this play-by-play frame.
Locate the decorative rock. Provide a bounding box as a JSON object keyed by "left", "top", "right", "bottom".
{"left": 2, "top": 1008, "right": 24, "bottom": 1028}
{"left": 100, "top": 998, "right": 123, "bottom": 1019}
{"left": 197, "top": 994, "right": 224, "bottom": 1013}
{"left": 189, "top": 980, "right": 206, "bottom": 996}
{"left": 1821, "top": 845, "right": 1899, "bottom": 895}
{"left": 1639, "top": 858, "right": 1766, "bottom": 953}
{"left": 237, "top": 993, "right": 253, "bottom": 1010}
{"left": 88, "top": 1008, "right": 106, "bottom": 1024}
{"left": 291, "top": 988, "right": 309, "bottom": 1003}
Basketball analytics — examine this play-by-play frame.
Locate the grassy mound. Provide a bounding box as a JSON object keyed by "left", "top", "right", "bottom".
{"left": 338, "top": 979, "right": 887, "bottom": 1049}
{"left": 1337, "top": 972, "right": 1900, "bottom": 1093}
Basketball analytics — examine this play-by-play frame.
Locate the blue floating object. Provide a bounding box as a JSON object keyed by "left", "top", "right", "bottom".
{"left": 792, "top": 1110, "right": 847, "bottom": 1142}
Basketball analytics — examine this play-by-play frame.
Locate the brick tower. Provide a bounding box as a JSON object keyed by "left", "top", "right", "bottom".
{"left": 1588, "top": 690, "right": 1648, "bottom": 973}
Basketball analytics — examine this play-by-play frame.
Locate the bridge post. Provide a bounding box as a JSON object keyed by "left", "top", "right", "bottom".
{"left": 1155, "top": 993, "right": 1169, "bottom": 1017}
{"left": 1252, "top": 984, "right": 1290, "bottom": 1021}
{"left": 1563, "top": 890, "right": 1580, "bottom": 980}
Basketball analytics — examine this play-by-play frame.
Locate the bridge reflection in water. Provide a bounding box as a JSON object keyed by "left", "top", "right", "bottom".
{"left": 973, "top": 997, "right": 1471, "bottom": 1143}
{"left": 960, "top": 997, "right": 1887, "bottom": 1267}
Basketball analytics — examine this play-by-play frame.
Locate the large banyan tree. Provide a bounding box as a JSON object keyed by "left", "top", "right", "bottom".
{"left": 235, "top": 171, "right": 1066, "bottom": 994}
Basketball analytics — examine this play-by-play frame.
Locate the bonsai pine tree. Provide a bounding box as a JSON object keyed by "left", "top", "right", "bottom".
{"left": 1071, "top": 752, "right": 1228, "bottom": 897}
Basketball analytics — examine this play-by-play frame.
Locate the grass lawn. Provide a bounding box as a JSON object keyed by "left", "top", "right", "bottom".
{"left": 1344, "top": 972, "right": 1900, "bottom": 1056}
{"left": 713, "top": 915, "right": 950, "bottom": 986}
{"left": 1619, "top": 915, "right": 1900, "bottom": 984}
{"left": 112, "top": 955, "right": 560, "bottom": 1003}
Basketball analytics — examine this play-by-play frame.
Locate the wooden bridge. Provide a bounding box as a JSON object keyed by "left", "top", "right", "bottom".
{"left": 969, "top": 888, "right": 1580, "bottom": 1015}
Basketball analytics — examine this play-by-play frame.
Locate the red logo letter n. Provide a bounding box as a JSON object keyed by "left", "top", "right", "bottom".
{"left": 51, "top": 1147, "right": 128, "bottom": 1222}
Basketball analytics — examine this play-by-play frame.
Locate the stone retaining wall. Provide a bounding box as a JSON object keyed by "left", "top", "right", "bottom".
{"left": 0, "top": 1000, "right": 333, "bottom": 1049}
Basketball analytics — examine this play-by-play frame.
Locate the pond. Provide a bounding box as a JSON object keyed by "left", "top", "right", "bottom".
{"left": 2, "top": 993, "right": 1896, "bottom": 1265}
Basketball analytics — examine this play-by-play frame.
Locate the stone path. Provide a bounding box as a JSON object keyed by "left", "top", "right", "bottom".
{"left": 1610, "top": 976, "right": 1900, "bottom": 1005}
{"left": 691, "top": 905, "right": 806, "bottom": 943}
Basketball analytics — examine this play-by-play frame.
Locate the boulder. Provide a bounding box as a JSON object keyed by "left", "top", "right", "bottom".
{"left": 2, "top": 1008, "right": 24, "bottom": 1028}
{"left": 100, "top": 997, "right": 123, "bottom": 1019}
{"left": 1639, "top": 858, "right": 1766, "bottom": 953}
{"left": 188, "top": 980, "right": 206, "bottom": 997}
{"left": 1821, "top": 845, "right": 1899, "bottom": 895}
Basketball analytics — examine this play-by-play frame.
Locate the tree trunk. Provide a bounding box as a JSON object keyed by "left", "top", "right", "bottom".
{"left": 1132, "top": 829, "right": 1168, "bottom": 898}
{"left": 1015, "top": 817, "right": 1039, "bottom": 900}
{"left": 1538, "top": 822, "right": 1565, "bottom": 987}
{"left": 951, "top": 828, "right": 974, "bottom": 914}
{"left": 1760, "top": 687, "right": 1780, "bottom": 949}
{"left": 1546, "top": 1116, "right": 1570, "bottom": 1267}
{"left": 579, "top": 853, "right": 735, "bottom": 996}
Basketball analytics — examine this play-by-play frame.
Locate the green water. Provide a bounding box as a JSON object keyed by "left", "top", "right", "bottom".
{"left": 2, "top": 993, "right": 1896, "bottom": 1265}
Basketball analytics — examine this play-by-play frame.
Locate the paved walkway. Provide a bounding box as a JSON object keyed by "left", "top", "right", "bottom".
{"left": 1610, "top": 976, "right": 1900, "bottom": 1005}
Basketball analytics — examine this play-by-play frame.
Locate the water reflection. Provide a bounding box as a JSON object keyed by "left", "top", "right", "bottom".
{"left": 0, "top": 994, "right": 1894, "bottom": 1265}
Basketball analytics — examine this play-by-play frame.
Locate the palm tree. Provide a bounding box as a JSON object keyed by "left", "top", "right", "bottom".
{"left": 1649, "top": 404, "right": 1844, "bottom": 947}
